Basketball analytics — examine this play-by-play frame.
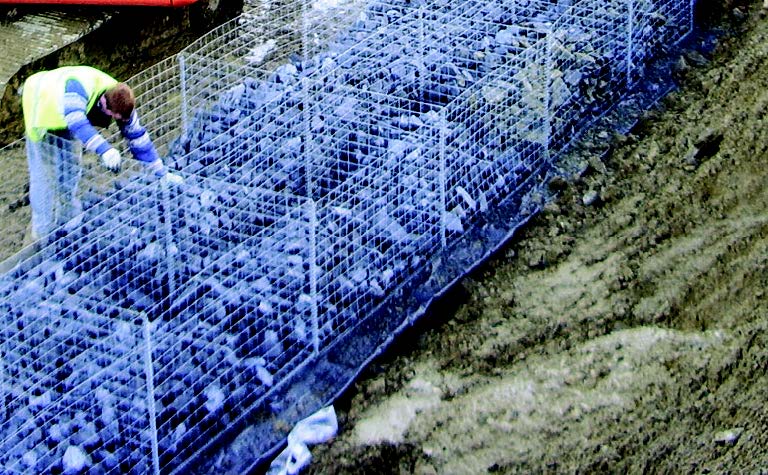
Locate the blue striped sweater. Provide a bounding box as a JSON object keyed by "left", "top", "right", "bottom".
{"left": 63, "top": 78, "right": 165, "bottom": 176}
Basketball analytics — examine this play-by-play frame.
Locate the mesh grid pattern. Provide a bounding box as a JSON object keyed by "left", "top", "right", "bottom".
{"left": 0, "top": 0, "right": 694, "bottom": 472}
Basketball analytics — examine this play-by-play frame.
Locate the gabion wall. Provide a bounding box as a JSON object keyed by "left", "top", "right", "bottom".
{"left": 0, "top": 0, "right": 693, "bottom": 472}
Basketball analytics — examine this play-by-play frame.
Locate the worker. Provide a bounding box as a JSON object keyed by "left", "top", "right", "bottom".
{"left": 21, "top": 65, "right": 183, "bottom": 243}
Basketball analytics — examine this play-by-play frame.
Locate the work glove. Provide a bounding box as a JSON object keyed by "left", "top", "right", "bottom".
{"left": 101, "top": 149, "right": 122, "bottom": 172}
{"left": 161, "top": 172, "right": 184, "bottom": 185}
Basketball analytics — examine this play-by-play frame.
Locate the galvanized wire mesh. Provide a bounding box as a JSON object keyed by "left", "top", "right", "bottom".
{"left": 0, "top": 0, "right": 694, "bottom": 472}
{"left": 0, "top": 274, "right": 153, "bottom": 473}
{"left": 0, "top": 139, "right": 31, "bottom": 262}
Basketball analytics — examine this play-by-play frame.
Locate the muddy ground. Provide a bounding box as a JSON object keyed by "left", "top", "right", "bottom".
{"left": 302, "top": 2, "right": 768, "bottom": 474}
{"left": 0, "top": 0, "right": 767, "bottom": 473}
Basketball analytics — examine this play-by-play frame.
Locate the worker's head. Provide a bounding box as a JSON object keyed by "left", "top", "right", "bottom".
{"left": 100, "top": 83, "right": 135, "bottom": 121}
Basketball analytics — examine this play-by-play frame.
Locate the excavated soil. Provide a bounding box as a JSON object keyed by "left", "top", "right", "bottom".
{"left": 303, "top": 2, "right": 768, "bottom": 473}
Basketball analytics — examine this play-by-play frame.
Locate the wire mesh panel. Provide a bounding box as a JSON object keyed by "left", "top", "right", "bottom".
{"left": 304, "top": 3, "right": 551, "bottom": 242}
{"left": 166, "top": 74, "right": 310, "bottom": 192}
{"left": 306, "top": 85, "right": 444, "bottom": 347}
{"left": 628, "top": 0, "right": 693, "bottom": 85}
{"left": 543, "top": 2, "right": 632, "bottom": 152}
{"left": 439, "top": 53, "right": 549, "bottom": 243}
{"left": 124, "top": 55, "right": 185, "bottom": 159}
{"left": 0, "top": 140, "right": 31, "bottom": 262}
{"left": 150, "top": 199, "right": 315, "bottom": 474}
{"left": 26, "top": 180, "right": 180, "bottom": 321}
{"left": 0, "top": 273, "right": 152, "bottom": 474}
{"left": 21, "top": 133, "right": 145, "bottom": 242}
{"left": 176, "top": 0, "right": 398, "bottom": 128}
{"left": 0, "top": 138, "right": 161, "bottom": 265}
{"left": 165, "top": 1, "right": 424, "bottom": 183}
{"left": 24, "top": 134, "right": 84, "bottom": 238}
{"left": 38, "top": 173, "right": 306, "bottom": 314}
{"left": 1, "top": 165, "right": 313, "bottom": 473}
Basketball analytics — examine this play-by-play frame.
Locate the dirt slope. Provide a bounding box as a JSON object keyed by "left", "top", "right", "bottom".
{"left": 306, "top": 3, "right": 768, "bottom": 473}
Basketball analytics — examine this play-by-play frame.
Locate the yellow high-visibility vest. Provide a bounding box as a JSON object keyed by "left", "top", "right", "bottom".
{"left": 22, "top": 66, "right": 118, "bottom": 142}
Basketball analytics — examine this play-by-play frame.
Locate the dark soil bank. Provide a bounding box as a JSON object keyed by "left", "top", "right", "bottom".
{"left": 306, "top": 1, "right": 768, "bottom": 473}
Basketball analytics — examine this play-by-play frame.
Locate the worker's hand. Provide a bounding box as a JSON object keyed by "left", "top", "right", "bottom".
{"left": 101, "top": 149, "right": 122, "bottom": 172}
{"left": 161, "top": 172, "right": 184, "bottom": 185}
